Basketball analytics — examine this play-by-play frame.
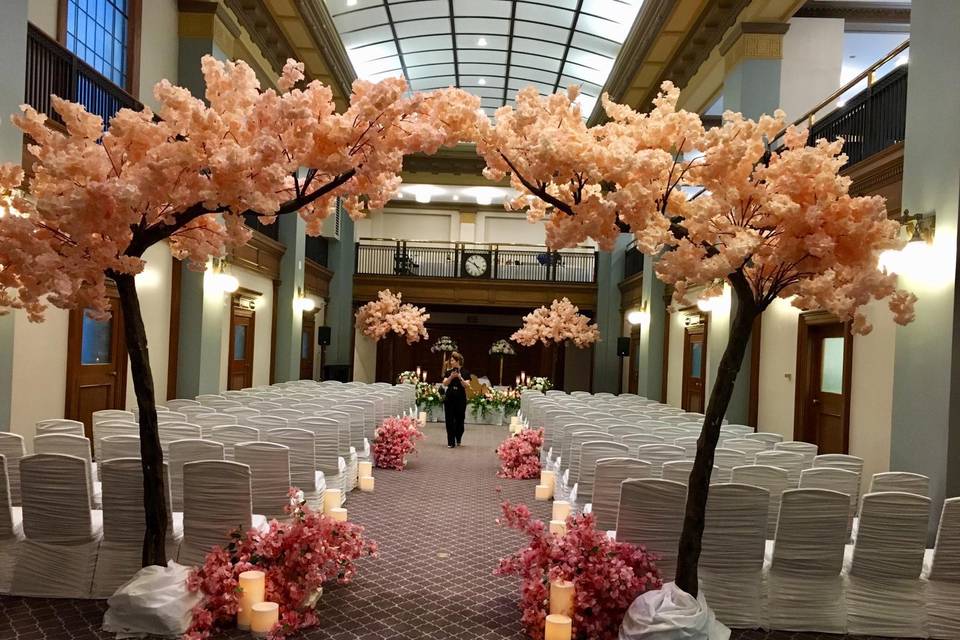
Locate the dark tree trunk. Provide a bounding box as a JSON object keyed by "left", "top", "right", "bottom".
{"left": 674, "top": 282, "right": 759, "bottom": 596}
{"left": 111, "top": 271, "right": 169, "bottom": 567}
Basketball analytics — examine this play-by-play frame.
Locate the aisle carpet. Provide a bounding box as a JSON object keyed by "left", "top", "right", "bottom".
{"left": 0, "top": 422, "right": 912, "bottom": 639}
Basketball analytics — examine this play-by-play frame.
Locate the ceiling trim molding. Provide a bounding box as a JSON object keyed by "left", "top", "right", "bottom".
{"left": 794, "top": 1, "right": 910, "bottom": 24}
{"left": 293, "top": 0, "right": 357, "bottom": 100}
{"left": 587, "top": 0, "right": 678, "bottom": 125}
{"left": 224, "top": 0, "right": 296, "bottom": 77}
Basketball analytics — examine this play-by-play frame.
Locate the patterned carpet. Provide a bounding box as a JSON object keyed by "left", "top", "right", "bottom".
{"left": 0, "top": 422, "right": 911, "bottom": 639}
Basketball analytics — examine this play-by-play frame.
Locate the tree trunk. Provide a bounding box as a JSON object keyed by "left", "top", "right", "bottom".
{"left": 674, "top": 292, "right": 758, "bottom": 596}
{"left": 111, "top": 271, "right": 169, "bottom": 567}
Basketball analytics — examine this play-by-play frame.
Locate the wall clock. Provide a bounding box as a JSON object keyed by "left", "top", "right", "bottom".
{"left": 461, "top": 252, "right": 491, "bottom": 278}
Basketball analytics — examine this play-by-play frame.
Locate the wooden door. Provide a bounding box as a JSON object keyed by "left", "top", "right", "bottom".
{"left": 681, "top": 324, "right": 706, "bottom": 412}
{"left": 228, "top": 300, "right": 255, "bottom": 390}
{"left": 628, "top": 326, "right": 640, "bottom": 394}
{"left": 300, "top": 312, "right": 315, "bottom": 380}
{"left": 65, "top": 295, "right": 128, "bottom": 439}
{"left": 795, "top": 314, "right": 852, "bottom": 454}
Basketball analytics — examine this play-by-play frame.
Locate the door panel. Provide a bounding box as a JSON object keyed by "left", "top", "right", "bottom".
{"left": 682, "top": 324, "right": 706, "bottom": 413}
{"left": 66, "top": 296, "right": 128, "bottom": 439}
{"left": 228, "top": 301, "right": 255, "bottom": 390}
{"left": 795, "top": 315, "right": 851, "bottom": 454}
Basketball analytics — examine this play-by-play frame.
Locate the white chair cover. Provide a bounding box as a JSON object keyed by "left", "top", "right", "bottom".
{"left": 92, "top": 458, "right": 180, "bottom": 598}
{"left": 814, "top": 454, "right": 864, "bottom": 500}
{"left": 169, "top": 439, "right": 224, "bottom": 511}
{"left": 190, "top": 412, "right": 239, "bottom": 438}
{"left": 249, "top": 401, "right": 282, "bottom": 412}
{"left": 846, "top": 491, "right": 930, "bottom": 636}
{"left": 621, "top": 433, "right": 666, "bottom": 448}
{"left": 799, "top": 467, "right": 859, "bottom": 538}
{"left": 156, "top": 411, "right": 188, "bottom": 424}
{"left": 774, "top": 441, "right": 818, "bottom": 468}
{"left": 298, "top": 417, "right": 345, "bottom": 499}
{"left": 235, "top": 442, "right": 291, "bottom": 519}
{"left": 731, "top": 465, "right": 789, "bottom": 540}
{"left": 92, "top": 419, "right": 138, "bottom": 471}
{"left": 700, "top": 483, "right": 769, "bottom": 628}
{"left": 765, "top": 488, "right": 849, "bottom": 633}
{"left": 0, "top": 455, "right": 24, "bottom": 593}
{"left": 179, "top": 405, "right": 216, "bottom": 421}
{"left": 635, "top": 444, "right": 686, "bottom": 478}
{"left": 651, "top": 426, "right": 689, "bottom": 440}
{"left": 208, "top": 425, "right": 259, "bottom": 460}
{"left": 576, "top": 441, "right": 629, "bottom": 508}
{"left": 12, "top": 454, "right": 101, "bottom": 598}
{"left": 252, "top": 415, "right": 289, "bottom": 431}
{"left": 195, "top": 394, "right": 225, "bottom": 406}
{"left": 713, "top": 448, "right": 748, "bottom": 482}
{"left": 721, "top": 424, "right": 754, "bottom": 436}
{"left": 92, "top": 410, "right": 134, "bottom": 427}
{"left": 222, "top": 406, "right": 261, "bottom": 426}
{"left": 35, "top": 419, "right": 85, "bottom": 437}
{"left": 206, "top": 399, "right": 243, "bottom": 411}
{"left": 0, "top": 434, "right": 25, "bottom": 506}
{"left": 34, "top": 433, "right": 98, "bottom": 507}
{"left": 721, "top": 437, "right": 766, "bottom": 459}
{"left": 591, "top": 458, "right": 651, "bottom": 532}
{"left": 158, "top": 423, "right": 202, "bottom": 457}
{"left": 925, "top": 497, "right": 960, "bottom": 639}
{"left": 265, "top": 428, "right": 325, "bottom": 510}
{"left": 165, "top": 399, "right": 200, "bottom": 412}
{"left": 869, "top": 471, "right": 929, "bottom": 497}
{"left": 755, "top": 450, "right": 805, "bottom": 488}
{"left": 567, "top": 430, "right": 614, "bottom": 487}
{"left": 616, "top": 478, "right": 686, "bottom": 583}
{"left": 100, "top": 435, "right": 141, "bottom": 461}
{"left": 177, "top": 460, "right": 261, "bottom": 567}
{"left": 744, "top": 432, "right": 783, "bottom": 449}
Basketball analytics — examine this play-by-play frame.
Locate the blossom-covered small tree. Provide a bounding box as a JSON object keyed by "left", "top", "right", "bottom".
{"left": 0, "top": 57, "right": 478, "bottom": 566}
{"left": 478, "top": 83, "right": 916, "bottom": 596}
{"left": 355, "top": 289, "right": 429, "bottom": 344}
{"left": 511, "top": 297, "right": 599, "bottom": 383}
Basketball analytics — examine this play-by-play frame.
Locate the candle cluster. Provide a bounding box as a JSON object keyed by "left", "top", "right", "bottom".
{"left": 236, "top": 571, "right": 278, "bottom": 637}
{"left": 358, "top": 460, "right": 375, "bottom": 493}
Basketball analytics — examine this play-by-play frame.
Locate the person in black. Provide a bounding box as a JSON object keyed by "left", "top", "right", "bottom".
{"left": 442, "top": 352, "right": 469, "bottom": 448}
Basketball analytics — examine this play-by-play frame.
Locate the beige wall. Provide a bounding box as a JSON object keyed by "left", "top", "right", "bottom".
{"left": 27, "top": 0, "right": 56, "bottom": 36}
{"left": 666, "top": 310, "right": 686, "bottom": 407}
{"left": 10, "top": 308, "right": 68, "bottom": 450}
{"left": 355, "top": 208, "right": 556, "bottom": 247}
{"left": 353, "top": 328, "right": 377, "bottom": 383}
{"left": 138, "top": 0, "right": 179, "bottom": 109}
{"left": 218, "top": 266, "right": 274, "bottom": 391}
{"left": 125, "top": 242, "right": 173, "bottom": 411}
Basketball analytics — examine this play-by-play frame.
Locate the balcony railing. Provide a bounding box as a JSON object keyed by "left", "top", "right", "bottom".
{"left": 355, "top": 239, "right": 598, "bottom": 284}
{"left": 25, "top": 23, "right": 142, "bottom": 126}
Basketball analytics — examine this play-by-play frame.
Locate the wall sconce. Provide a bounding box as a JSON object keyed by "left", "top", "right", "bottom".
{"left": 209, "top": 258, "right": 239, "bottom": 293}
{"left": 879, "top": 209, "right": 937, "bottom": 277}
{"left": 294, "top": 287, "right": 316, "bottom": 312}
{"left": 627, "top": 302, "right": 650, "bottom": 327}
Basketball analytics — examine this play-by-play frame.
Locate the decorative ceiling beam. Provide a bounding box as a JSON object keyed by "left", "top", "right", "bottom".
{"left": 794, "top": 1, "right": 910, "bottom": 25}
{"left": 224, "top": 0, "right": 298, "bottom": 77}
{"left": 294, "top": 0, "right": 358, "bottom": 98}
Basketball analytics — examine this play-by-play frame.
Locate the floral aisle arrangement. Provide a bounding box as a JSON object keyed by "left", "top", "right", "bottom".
{"left": 495, "top": 387, "right": 522, "bottom": 416}
{"left": 185, "top": 489, "right": 377, "bottom": 640}
{"left": 372, "top": 415, "right": 424, "bottom": 471}
{"left": 496, "top": 428, "right": 544, "bottom": 479}
{"left": 511, "top": 298, "right": 600, "bottom": 349}
{"left": 415, "top": 381, "right": 444, "bottom": 421}
{"left": 397, "top": 370, "right": 420, "bottom": 385}
{"left": 355, "top": 289, "right": 430, "bottom": 344}
{"left": 523, "top": 377, "right": 553, "bottom": 393}
{"left": 495, "top": 503, "right": 661, "bottom": 640}
{"left": 490, "top": 339, "right": 516, "bottom": 385}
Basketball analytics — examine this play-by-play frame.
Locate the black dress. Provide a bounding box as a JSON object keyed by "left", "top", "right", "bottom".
{"left": 442, "top": 367, "right": 469, "bottom": 447}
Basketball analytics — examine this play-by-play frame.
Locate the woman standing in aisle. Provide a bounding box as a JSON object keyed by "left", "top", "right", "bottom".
{"left": 442, "top": 352, "right": 469, "bottom": 448}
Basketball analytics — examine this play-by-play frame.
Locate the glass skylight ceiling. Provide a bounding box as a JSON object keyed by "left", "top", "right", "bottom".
{"left": 324, "top": 0, "right": 645, "bottom": 118}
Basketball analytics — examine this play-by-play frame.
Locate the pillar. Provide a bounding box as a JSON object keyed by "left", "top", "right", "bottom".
{"left": 592, "top": 236, "right": 629, "bottom": 393}
{"left": 890, "top": 0, "right": 960, "bottom": 537}
{"left": 325, "top": 202, "right": 356, "bottom": 379}
{"left": 636, "top": 257, "right": 666, "bottom": 401}
{"left": 0, "top": 0, "right": 28, "bottom": 428}
{"left": 174, "top": 2, "right": 228, "bottom": 397}
{"left": 720, "top": 23, "right": 789, "bottom": 120}
{"left": 273, "top": 213, "right": 306, "bottom": 382}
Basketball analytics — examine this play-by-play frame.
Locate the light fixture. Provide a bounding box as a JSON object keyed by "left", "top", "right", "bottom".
{"left": 209, "top": 259, "right": 239, "bottom": 294}
{"left": 627, "top": 303, "right": 650, "bottom": 327}
{"left": 416, "top": 192, "right": 431, "bottom": 204}
{"left": 452, "top": 195, "right": 460, "bottom": 201}
{"left": 478, "top": 78, "right": 486, "bottom": 85}
{"left": 476, "top": 194, "right": 492, "bottom": 206}
{"left": 294, "top": 287, "right": 316, "bottom": 312}
{"left": 346, "top": 0, "right": 357, "bottom": 6}
{"left": 696, "top": 285, "right": 731, "bottom": 314}
{"left": 405, "top": 184, "right": 445, "bottom": 204}
{"left": 880, "top": 209, "right": 937, "bottom": 277}
{"left": 477, "top": 37, "right": 488, "bottom": 46}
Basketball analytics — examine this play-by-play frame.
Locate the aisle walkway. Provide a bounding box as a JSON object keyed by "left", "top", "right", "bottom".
{"left": 0, "top": 422, "right": 907, "bottom": 640}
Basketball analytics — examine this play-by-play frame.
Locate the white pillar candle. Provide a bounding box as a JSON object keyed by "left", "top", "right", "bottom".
{"left": 511, "top": 415, "right": 520, "bottom": 426}
{"left": 549, "top": 520, "right": 566, "bottom": 536}
{"left": 249, "top": 602, "right": 279, "bottom": 638}
{"left": 535, "top": 484, "right": 551, "bottom": 501}
{"left": 544, "top": 614, "right": 572, "bottom": 640}
{"left": 236, "top": 570, "right": 265, "bottom": 630}
{"left": 358, "top": 461, "right": 373, "bottom": 478}
{"left": 419, "top": 411, "right": 427, "bottom": 425}
{"left": 323, "top": 489, "right": 341, "bottom": 514}
{"left": 552, "top": 500, "right": 571, "bottom": 522}
{"left": 359, "top": 476, "right": 375, "bottom": 492}
{"left": 549, "top": 580, "right": 575, "bottom": 617}
{"left": 540, "top": 470, "right": 556, "bottom": 492}
{"left": 330, "top": 507, "right": 348, "bottom": 522}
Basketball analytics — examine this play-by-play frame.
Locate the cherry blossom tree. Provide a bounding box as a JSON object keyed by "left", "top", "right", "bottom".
{"left": 511, "top": 297, "right": 599, "bottom": 348}
{"left": 355, "top": 288, "right": 430, "bottom": 344}
{"left": 0, "top": 57, "right": 478, "bottom": 566}
{"left": 478, "top": 83, "right": 916, "bottom": 596}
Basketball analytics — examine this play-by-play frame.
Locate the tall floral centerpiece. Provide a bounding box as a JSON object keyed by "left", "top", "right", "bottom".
{"left": 356, "top": 289, "right": 429, "bottom": 383}
{"left": 185, "top": 489, "right": 377, "bottom": 640}
{"left": 478, "top": 82, "right": 916, "bottom": 598}
{"left": 496, "top": 503, "right": 661, "bottom": 640}
{"left": 489, "top": 338, "right": 516, "bottom": 385}
{"left": 0, "top": 56, "right": 480, "bottom": 565}
{"left": 511, "top": 298, "right": 599, "bottom": 382}
{"left": 430, "top": 335, "right": 459, "bottom": 372}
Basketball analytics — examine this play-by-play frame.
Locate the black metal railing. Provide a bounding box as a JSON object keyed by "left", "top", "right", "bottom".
{"left": 808, "top": 65, "right": 908, "bottom": 168}
{"left": 355, "top": 239, "right": 598, "bottom": 284}
{"left": 25, "top": 23, "right": 142, "bottom": 125}
{"left": 624, "top": 240, "right": 643, "bottom": 278}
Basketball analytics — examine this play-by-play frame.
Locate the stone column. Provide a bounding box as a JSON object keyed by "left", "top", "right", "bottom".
{"left": 0, "top": 0, "right": 28, "bottom": 428}
{"left": 592, "top": 236, "right": 629, "bottom": 392}
{"left": 890, "top": 0, "right": 960, "bottom": 537}
{"left": 636, "top": 258, "right": 667, "bottom": 401}
{"left": 273, "top": 213, "right": 306, "bottom": 382}
{"left": 720, "top": 23, "right": 789, "bottom": 120}
{"left": 325, "top": 202, "right": 356, "bottom": 379}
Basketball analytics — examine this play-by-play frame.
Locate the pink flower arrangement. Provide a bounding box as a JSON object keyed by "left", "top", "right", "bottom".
{"left": 372, "top": 415, "right": 424, "bottom": 471}
{"left": 496, "top": 428, "right": 544, "bottom": 479}
{"left": 495, "top": 502, "right": 661, "bottom": 640}
{"left": 184, "top": 489, "right": 377, "bottom": 640}
{"left": 511, "top": 298, "right": 600, "bottom": 348}
{"left": 355, "top": 289, "right": 430, "bottom": 344}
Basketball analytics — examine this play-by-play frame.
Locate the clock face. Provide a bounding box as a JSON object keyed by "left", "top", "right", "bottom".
{"left": 464, "top": 253, "right": 489, "bottom": 277}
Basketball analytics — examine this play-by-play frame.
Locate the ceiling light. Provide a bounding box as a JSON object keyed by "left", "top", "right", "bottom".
{"left": 452, "top": 195, "right": 459, "bottom": 201}
{"left": 477, "top": 37, "right": 488, "bottom": 47}
{"left": 476, "top": 194, "right": 492, "bottom": 206}
{"left": 346, "top": 0, "right": 357, "bottom": 6}
{"left": 478, "top": 78, "right": 486, "bottom": 85}
{"left": 416, "top": 193, "right": 431, "bottom": 204}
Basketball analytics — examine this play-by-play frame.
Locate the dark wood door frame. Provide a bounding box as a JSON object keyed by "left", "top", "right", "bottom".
{"left": 793, "top": 310, "right": 853, "bottom": 452}
{"left": 681, "top": 312, "right": 708, "bottom": 412}
{"left": 228, "top": 293, "right": 257, "bottom": 390}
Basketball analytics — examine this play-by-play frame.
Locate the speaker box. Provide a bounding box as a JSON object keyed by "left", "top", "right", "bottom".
{"left": 317, "top": 326, "right": 332, "bottom": 346}
{"left": 616, "top": 336, "right": 630, "bottom": 357}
